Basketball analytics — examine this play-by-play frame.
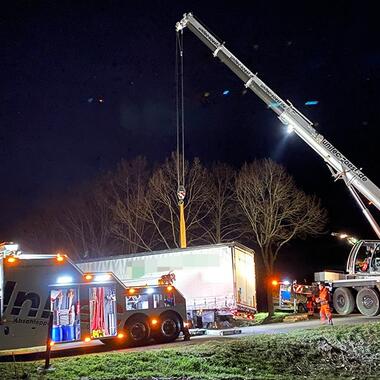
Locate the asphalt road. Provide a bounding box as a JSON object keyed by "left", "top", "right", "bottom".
{"left": 1, "top": 314, "right": 379, "bottom": 362}
{"left": 236, "top": 313, "right": 380, "bottom": 335}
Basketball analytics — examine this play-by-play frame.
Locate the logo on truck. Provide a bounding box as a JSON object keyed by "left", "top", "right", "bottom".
{"left": 321, "top": 139, "right": 368, "bottom": 182}
{"left": 3, "top": 281, "right": 50, "bottom": 319}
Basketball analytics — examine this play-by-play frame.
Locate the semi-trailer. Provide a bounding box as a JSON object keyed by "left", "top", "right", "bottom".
{"left": 77, "top": 242, "right": 257, "bottom": 324}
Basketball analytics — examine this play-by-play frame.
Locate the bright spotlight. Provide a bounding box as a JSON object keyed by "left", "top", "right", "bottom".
{"left": 287, "top": 125, "right": 294, "bottom": 134}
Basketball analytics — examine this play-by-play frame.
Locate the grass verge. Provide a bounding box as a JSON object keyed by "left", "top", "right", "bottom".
{"left": 254, "top": 312, "right": 289, "bottom": 324}
{"left": 235, "top": 312, "right": 289, "bottom": 327}
{"left": 2, "top": 322, "right": 380, "bottom": 380}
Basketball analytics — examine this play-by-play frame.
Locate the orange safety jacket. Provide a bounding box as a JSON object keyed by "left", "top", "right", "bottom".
{"left": 319, "top": 287, "right": 330, "bottom": 306}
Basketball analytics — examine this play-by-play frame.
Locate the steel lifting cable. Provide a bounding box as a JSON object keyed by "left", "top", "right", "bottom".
{"left": 175, "top": 32, "right": 180, "bottom": 188}
{"left": 180, "top": 31, "right": 185, "bottom": 188}
{"left": 176, "top": 30, "right": 186, "bottom": 199}
{"left": 176, "top": 30, "right": 187, "bottom": 248}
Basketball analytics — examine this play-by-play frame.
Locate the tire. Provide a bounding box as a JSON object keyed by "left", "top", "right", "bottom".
{"left": 333, "top": 287, "right": 355, "bottom": 315}
{"left": 125, "top": 316, "right": 151, "bottom": 346}
{"left": 153, "top": 312, "right": 181, "bottom": 344}
{"left": 356, "top": 288, "right": 380, "bottom": 317}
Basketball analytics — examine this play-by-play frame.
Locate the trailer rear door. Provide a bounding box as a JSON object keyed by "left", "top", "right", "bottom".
{"left": 233, "top": 246, "right": 256, "bottom": 310}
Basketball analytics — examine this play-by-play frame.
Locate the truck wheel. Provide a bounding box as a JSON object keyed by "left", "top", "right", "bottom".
{"left": 356, "top": 288, "right": 380, "bottom": 317}
{"left": 125, "top": 316, "right": 151, "bottom": 346}
{"left": 333, "top": 287, "right": 355, "bottom": 315}
{"left": 153, "top": 312, "right": 181, "bottom": 343}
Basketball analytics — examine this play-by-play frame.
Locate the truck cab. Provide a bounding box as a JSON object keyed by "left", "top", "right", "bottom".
{"left": 0, "top": 253, "right": 84, "bottom": 350}
{"left": 346, "top": 240, "right": 380, "bottom": 277}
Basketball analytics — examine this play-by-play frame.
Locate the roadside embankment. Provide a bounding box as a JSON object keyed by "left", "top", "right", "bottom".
{"left": 1, "top": 322, "right": 380, "bottom": 379}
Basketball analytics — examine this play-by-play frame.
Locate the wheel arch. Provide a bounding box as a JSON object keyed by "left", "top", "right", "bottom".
{"left": 124, "top": 312, "right": 149, "bottom": 328}
{"left": 159, "top": 310, "right": 184, "bottom": 328}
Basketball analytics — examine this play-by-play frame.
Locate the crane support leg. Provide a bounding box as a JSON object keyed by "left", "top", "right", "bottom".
{"left": 346, "top": 185, "right": 380, "bottom": 239}
{"left": 327, "top": 163, "right": 380, "bottom": 239}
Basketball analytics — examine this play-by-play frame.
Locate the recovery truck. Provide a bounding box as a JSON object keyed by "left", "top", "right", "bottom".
{"left": 0, "top": 249, "right": 188, "bottom": 352}
{"left": 175, "top": 13, "right": 380, "bottom": 317}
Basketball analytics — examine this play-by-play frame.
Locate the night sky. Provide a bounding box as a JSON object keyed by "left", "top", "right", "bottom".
{"left": 1, "top": 1, "right": 379, "bottom": 279}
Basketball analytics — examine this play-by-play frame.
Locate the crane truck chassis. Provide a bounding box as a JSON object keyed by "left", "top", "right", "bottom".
{"left": 315, "top": 240, "right": 380, "bottom": 317}
{"left": 176, "top": 13, "right": 380, "bottom": 317}
{"left": 0, "top": 251, "right": 189, "bottom": 352}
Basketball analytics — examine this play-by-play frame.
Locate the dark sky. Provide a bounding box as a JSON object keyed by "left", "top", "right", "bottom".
{"left": 1, "top": 1, "right": 379, "bottom": 278}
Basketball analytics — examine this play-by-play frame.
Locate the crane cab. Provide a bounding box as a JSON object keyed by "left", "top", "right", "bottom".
{"left": 346, "top": 240, "right": 380, "bottom": 276}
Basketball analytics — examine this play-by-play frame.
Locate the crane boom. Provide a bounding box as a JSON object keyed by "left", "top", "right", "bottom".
{"left": 176, "top": 13, "right": 380, "bottom": 238}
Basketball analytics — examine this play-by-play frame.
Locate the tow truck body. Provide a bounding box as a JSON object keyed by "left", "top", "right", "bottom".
{"left": 0, "top": 252, "right": 188, "bottom": 352}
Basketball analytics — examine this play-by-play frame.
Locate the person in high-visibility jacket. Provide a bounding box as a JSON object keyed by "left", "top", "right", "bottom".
{"left": 316, "top": 282, "right": 333, "bottom": 325}
{"left": 306, "top": 295, "right": 315, "bottom": 316}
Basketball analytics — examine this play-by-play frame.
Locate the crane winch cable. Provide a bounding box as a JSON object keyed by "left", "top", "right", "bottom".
{"left": 175, "top": 30, "right": 187, "bottom": 248}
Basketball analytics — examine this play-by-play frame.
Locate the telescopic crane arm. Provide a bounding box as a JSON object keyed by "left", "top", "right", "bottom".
{"left": 176, "top": 13, "right": 380, "bottom": 238}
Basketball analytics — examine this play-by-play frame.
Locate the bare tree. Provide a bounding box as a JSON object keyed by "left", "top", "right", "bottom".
{"left": 110, "top": 157, "right": 157, "bottom": 253}
{"left": 144, "top": 153, "right": 211, "bottom": 249}
{"left": 20, "top": 179, "right": 115, "bottom": 259}
{"left": 236, "top": 158, "right": 328, "bottom": 315}
{"left": 200, "top": 163, "right": 243, "bottom": 244}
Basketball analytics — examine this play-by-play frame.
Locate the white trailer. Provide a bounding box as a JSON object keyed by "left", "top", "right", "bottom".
{"left": 77, "top": 243, "right": 257, "bottom": 321}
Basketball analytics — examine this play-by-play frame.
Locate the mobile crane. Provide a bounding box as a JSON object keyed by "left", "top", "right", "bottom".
{"left": 176, "top": 13, "right": 380, "bottom": 317}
